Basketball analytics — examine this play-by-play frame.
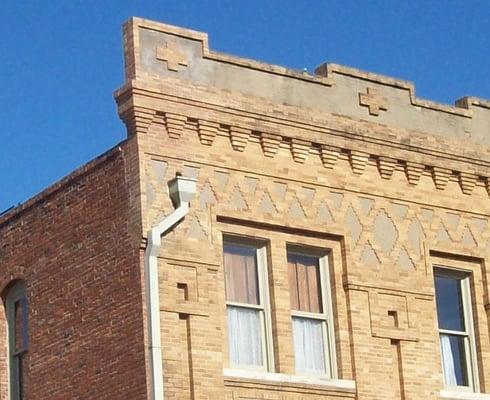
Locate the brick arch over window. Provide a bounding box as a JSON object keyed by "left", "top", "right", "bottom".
{"left": 0, "top": 266, "right": 27, "bottom": 295}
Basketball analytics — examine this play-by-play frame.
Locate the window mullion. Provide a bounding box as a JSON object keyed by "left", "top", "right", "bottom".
{"left": 258, "top": 245, "right": 274, "bottom": 373}
{"left": 227, "top": 301, "right": 263, "bottom": 311}
{"left": 292, "top": 310, "right": 326, "bottom": 320}
{"left": 462, "top": 276, "right": 480, "bottom": 392}
{"left": 439, "top": 329, "right": 468, "bottom": 336}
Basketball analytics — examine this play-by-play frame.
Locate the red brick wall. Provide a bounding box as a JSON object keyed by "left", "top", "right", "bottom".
{"left": 0, "top": 139, "right": 148, "bottom": 400}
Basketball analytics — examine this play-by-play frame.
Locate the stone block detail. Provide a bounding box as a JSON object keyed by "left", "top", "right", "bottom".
{"left": 258, "top": 190, "right": 278, "bottom": 215}
{"left": 461, "top": 225, "right": 477, "bottom": 246}
{"left": 349, "top": 151, "right": 369, "bottom": 175}
{"left": 156, "top": 40, "right": 188, "bottom": 72}
{"left": 164, "top": 113, "right": 187, "bottom": 139}
{"left": 273, "top": 182, "right": 287, "bottom": 201}
{"left": 436, "top": 223, "right": 451, "bottom": 243}
{"left": 288, "top": 197, "right": 306, "bottom": 219}
{"left": 316, "top": 202, "right": 334, "bottom": 223}
{"left": 215, "top": 171, "right": 230, "bottom": 189}
{"left": 358, "top": 197, "right": 375, "bottom": 215}
{"left": 360, "top": 241, "right": 380, "bottom": 267}
{"left": 320, "top": 145, "right": 340, "bottom": 168}
{"left": 373, "top": 210, "right": 398, "bottom": 255}
{"left": 432, "top": 167, "right": 452, "bottom": 190}
{"left": 290, "top": 139, "right": 310, "bottom": 163}
{"left": 260, "top": 133, "right": 282, "bottom": 158}
{"left": 368, "top": 291, "right": 419, "bottom": 342}
{"left": 377, "top": 157, "right": 397, "bottom": 179}
{"left": 230, "top": 126, "right": 251, "bottom": 152}
{"left": 230, "top": 186, "right": 248, "bottom": 211}
{"left": 359, "top": 87, "right": 388, "bottom": 116}
{"left": 345, "top": 206, "right": 363, "bottom": 246}
{"left": 329, "top": 191, "right": 344, "bottom": 209}
{"left": 197, "top": 120, "right": 219, "bottom": 145}
{"left": 397, "top": 247, "right": 415, "bottom": 270}
{"left": 187, "top": 216, "right": 208, "bottom": 240}
{"left": 198, "top": 180, "right": 217, "bottom": 208}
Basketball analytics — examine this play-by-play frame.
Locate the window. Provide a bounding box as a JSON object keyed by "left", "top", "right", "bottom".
{"left": 5, "top": 281, "right": 28, "bottom": 400}
{"left": 434, "top": 268, "right": 478, "bottom": 391}
{"left": 224, "top": 239, "right": 273, "bottom": 370}
{"left": 288, "top": 248, "right": 335, "bottom": 377}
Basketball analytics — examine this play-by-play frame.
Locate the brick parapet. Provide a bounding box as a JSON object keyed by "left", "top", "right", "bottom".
{"left": 120, "top": 17, "right": 490, "bottom": 148}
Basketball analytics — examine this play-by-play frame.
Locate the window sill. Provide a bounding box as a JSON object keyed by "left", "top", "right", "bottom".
{"left": 223, "top": 368, "right": 356, "bottom": 392}
{"left": 440, "top": 389, "right": 490, "bottom": 400}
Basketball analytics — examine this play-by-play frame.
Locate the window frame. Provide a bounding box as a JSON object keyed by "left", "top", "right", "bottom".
{"left": 434, "top": 266, "right": 479, "bottom": 393}
{"left": 288, "top": 245, "right": 337, "bottom": 378}
{"left": 5, "top": 281, "right": 28, "bottom": 400}
{"left": 223, "top": 236, "right": 274, "bottom": 372}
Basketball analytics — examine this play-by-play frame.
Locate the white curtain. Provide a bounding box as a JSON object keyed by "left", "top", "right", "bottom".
{"left": 293, "top": 317, "right": 326, "bottom": 373}
{"left": 228, "top": 306, "right": 263, "bottom": 366}
{"left": 440, "top": 334, "right": 457, "bottom": 386}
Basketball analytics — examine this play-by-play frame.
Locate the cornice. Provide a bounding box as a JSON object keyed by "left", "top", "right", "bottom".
{"left": 116, "top": 82, "right": 490, "bottom": 199}
{"left": 115, "top": 81, "right": 489, "bottom": 167}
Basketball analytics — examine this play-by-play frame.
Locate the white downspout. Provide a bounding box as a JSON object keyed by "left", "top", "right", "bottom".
{"left": 144, "top": 175, "right": 197, "bottom": 400}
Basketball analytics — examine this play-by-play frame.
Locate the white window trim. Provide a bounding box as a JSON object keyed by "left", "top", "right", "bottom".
{"left": 223, "top": 368, "right": 355, "bottom": 391}
{"left": 289, "top": 247, "right": 337, "bottom": 379}
{"left": 435, "top": 267, "right": 480, "bottom": 393}
{"left": 440, "top": 389, "right": 490, "bottom": 400}
{"left": 224, "top": 238, "right": 274, "bottom": 372}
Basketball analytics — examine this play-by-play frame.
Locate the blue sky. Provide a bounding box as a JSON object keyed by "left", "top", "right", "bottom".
{"left": 1, "top": 1, "right": 489, "bottom": 212}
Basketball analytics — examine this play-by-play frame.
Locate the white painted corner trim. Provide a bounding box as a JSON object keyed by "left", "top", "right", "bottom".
{"left": 440, "top": 389, "right": 490, "bottom": 400}
{"left": 223, "top": 368, "right": 356, "bottom": 391}
{"left": 144, "top": 176, "right": 197, "bottom": 400}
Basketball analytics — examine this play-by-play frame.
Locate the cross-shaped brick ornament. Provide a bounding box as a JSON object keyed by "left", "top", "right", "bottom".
{"left": 359, "top": 87, "right": 388, "bottom": 116}
{"left": 156, "top": 41, "right": 188, "bottom": 72}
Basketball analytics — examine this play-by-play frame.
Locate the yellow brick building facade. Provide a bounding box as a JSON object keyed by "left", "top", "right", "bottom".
{"left": 116, "top": 18, "right": 490, "bottom": 400}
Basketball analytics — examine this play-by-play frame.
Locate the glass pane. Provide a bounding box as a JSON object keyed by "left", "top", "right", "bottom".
{"left": 435, "top": 275, "right": 465, "bottom": 332}
{"left": 224, "top": 243, "right": 259, "bottom": 305}
{"left": 288, "top": 253, "right": 322, "bottom": 313}
{"left": 14, "top": 298, "right": 27, "bottom": 353}
{"left": 227, "top": 306, "right": 263, "bottom": 367}
{"left": 440, "top": 334, "right": 469, "bottom": 387}
{"left": 292, "top": 317, "right": 326, "bottom": 374}
{"left": 288, "top": 259, "right": 300, "bottom": 311}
